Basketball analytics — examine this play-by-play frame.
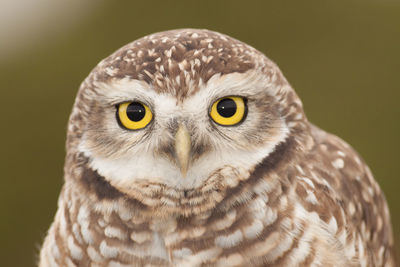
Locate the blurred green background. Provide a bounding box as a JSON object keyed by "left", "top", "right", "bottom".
{"left": 1, "top": 1, "right": 399, "bottom": 266}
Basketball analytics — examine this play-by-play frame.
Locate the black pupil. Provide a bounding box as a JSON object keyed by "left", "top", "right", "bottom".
{"left": 126, "top": 102, "right": 146, "bottom": 121}
{"left": 217, "top": 98, "right": 237, "bottom": 118}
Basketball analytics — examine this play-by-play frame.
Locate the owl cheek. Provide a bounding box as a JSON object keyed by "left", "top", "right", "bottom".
{"left": 190, "top": 140, "right": 211, "bottom": 162}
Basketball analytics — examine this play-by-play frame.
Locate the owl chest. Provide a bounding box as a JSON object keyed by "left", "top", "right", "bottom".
{"left": 93, "top": 200, "right": 276, "bottom": 265}
{"left": 114, "top": 213, "right": 354, "bottom": 267}
{"left": 57, "top": 199, "right": 357, "bottom": 266}
{"left": 99, "top": 216, "right": 239, "bottom": 266}
{"left": 129, "top": 218, "right": 218, "bottom": 266}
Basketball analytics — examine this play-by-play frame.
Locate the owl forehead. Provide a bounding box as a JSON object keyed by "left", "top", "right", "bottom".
{"left": 92, "top": 29, "right": 264, "bottom": 98}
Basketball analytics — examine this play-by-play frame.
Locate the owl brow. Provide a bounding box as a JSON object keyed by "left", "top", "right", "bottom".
{"left": 209, "top": 87, "right": 257, "bottom": 100}
{"left": 106, "top": 94, "right": 154, "bottom": 107}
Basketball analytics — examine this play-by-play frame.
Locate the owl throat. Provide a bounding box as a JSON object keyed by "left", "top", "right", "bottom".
{"left": 72, "top": 136, "right": 295, "bottom": 219}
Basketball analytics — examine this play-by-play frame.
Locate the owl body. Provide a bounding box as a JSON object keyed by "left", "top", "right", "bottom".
{"left": 40, "top": 29, "right": 395, "bottom": 266}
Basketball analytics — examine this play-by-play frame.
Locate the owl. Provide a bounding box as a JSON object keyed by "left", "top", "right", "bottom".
{"left": 39, "top": 29, "right": 395, "bottom": 267}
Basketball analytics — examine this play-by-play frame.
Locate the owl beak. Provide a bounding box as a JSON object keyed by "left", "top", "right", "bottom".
{"left": 175, "top": 124, "right": 191, "bottom": 178}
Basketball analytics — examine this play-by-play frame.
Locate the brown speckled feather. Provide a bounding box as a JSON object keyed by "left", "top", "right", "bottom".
{"left": 39, "top": 29, "right": 395, "bottom": 267}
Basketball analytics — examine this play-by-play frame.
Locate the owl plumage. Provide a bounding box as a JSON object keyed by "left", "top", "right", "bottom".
{"left": 39, "top": 29, "right": 395, "bottom": 267}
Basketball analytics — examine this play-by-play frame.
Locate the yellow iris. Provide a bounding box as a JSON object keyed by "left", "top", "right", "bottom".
{"left": 118, "top": 102, "right": 153, "bottom": 130}
{"left": 210, "top": 96, "right": 246, "bottom": 126}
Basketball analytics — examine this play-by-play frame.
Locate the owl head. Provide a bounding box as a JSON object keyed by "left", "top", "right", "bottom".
{"left": 66, "top": 29, "right": 308, "bottom": 215}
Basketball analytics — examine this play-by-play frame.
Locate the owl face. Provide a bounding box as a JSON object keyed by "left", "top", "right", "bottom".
{"left": 73, "top": 29, "right": 297, "bottom": 196}
{"left": 79, "top": 72, "right": 289, "bottom": 192}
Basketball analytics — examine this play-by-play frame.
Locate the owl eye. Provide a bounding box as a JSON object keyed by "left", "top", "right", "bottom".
{"left": 209, "top": 96, "right": 247, "bottom": 126}
{"left": 117, "top": 102, "right": 153, "bottom": 130}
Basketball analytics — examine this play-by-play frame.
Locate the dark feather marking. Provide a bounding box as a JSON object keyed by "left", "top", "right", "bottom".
{"left": 81, "top": 165, "right": 124, "bottom": 200}
{"left": 208, "top": 136, "right": 296, "bottom": 224}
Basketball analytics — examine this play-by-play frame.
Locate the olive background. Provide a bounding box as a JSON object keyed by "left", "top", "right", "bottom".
{"left": 1, "top": 1, "right": 399, "bottom": 266}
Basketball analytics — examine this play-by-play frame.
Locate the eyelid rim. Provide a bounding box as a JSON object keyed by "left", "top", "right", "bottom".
{"left": 208, "top": 95, "right": 248, "bottom": 127}
{"left": 116, "top": 101, "right": 154, "bottom": 131}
